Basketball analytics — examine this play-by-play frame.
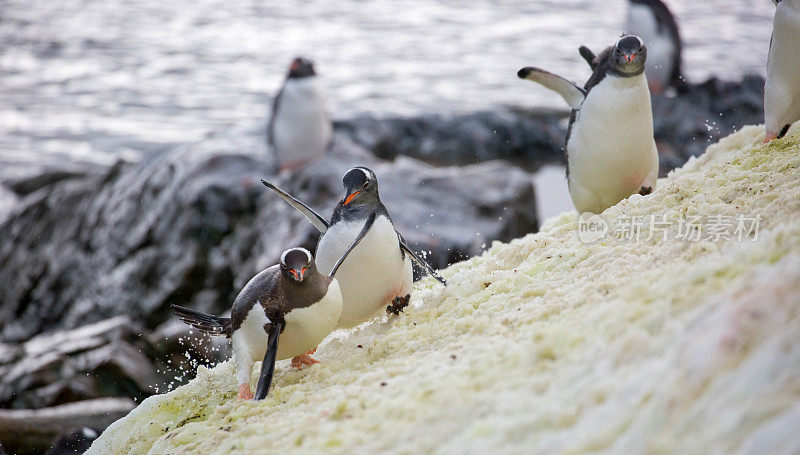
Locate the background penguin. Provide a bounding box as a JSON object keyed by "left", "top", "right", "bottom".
{"left": 625, "top": 0, "right": 685, "bottom": 94}
{"left": 262, "top": 167, "right": 446, "bottom": 328}
{"left": 172, "top": 247, "right": 346, "bottom": 400}
{"left": 765, "top": 0, "right": 800, "bottom": 142}
{"left": 267, "top": 57, "right": 333, "bottom": 171}
{"left": 519, "top": 35, "right": 659, "bottom": 214}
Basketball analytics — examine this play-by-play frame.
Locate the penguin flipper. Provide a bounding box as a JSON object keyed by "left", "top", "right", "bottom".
{"left": 578, "top": 46, "right": 597, "bottom": 70}
{"left": 398, "top": 235, "right": 447, "bottom": 286}
{"left": 261, "top": 179, "right": 330, "bottom": 233}
{"left": 254, "top": 321, "right": 282, "bottom": 400}
{"left": 517, "top": 67, "right": 586, "bottom": 110}
{"left": 329, "top": 212, "right": 377, "bottom": 278}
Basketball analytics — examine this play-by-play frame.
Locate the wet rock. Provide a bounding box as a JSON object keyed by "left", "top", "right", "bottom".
{"left": 0, "top": 138, "right": 538, "bottom": 342}
{"left": 334, "top": 108, "right": 567, "bottom": 172}
{"left": 0, "top": 316, "right": 164, "bottom": 409}
{"left": 45, "top": 427, "right": 99, "bottom": 455}
{"left": 0, "top": 398, "right": 133, "bottom": 455}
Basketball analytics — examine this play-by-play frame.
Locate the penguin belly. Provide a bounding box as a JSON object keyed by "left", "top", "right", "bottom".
{"left": 271, "top": 78, "right": 332, "bottom": 168}
{"left": 278, "top": 279, "right": 343, "bottom": 359}
{"left": 315, "top": 215, "right": 410, "bottom": 328}
{"left": 766, "top": 1, "right": 800, "bottom": 138}
{"left": 567, "top": 74, "right": 659, "bottom": 214}
{"left": 628, "top": 3, "right": 673, "bottom": 91}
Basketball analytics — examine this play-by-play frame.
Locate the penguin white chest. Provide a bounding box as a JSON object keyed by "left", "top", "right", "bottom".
{"left": 765, "top": 0, "right": 800, "bottom": 137}
{"left": 278, "top": 280, "right": 343, "bottom": 359}
{"left": 567, "top": 75, "right": 659, "bottom": 214}
{"left": 315, "top": 215, "right": 412, "bottom": 328}
{"left": 271, "top": 77, "right": 332, "bottom": 168}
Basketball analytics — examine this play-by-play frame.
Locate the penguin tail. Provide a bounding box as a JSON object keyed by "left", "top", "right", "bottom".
{"left": 171, "top": 305, "right": 232, "bottom": 337}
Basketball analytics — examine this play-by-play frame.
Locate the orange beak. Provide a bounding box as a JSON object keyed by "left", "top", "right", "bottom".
{"left": 343, "top": 191, "right": 361, "bottom": 206}
{"left": 289, "top": 268, "right": 306, "bottom": 281}
{"left": 624, "top": 54, "right": 635, "bottom": 62}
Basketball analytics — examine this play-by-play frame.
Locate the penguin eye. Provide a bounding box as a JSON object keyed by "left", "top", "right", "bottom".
{"left": 363, "top": 181, "right": 370, "bottom": 189}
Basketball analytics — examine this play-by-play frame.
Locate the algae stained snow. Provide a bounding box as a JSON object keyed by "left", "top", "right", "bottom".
{"left": 90, "top": 125, "right": 800, "bottom": 454}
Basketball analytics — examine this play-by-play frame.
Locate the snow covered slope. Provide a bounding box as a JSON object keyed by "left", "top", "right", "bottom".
{"left": 89, "top": 125, "right": 800, "bottom": 454}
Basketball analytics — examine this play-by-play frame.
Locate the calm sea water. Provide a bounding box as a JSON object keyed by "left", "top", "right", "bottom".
{"left": 0, "top": 0, "right": 774, "bottom": 185}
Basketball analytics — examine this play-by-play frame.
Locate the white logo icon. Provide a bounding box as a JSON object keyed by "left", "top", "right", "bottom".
{"left": 577, "top": 213, "right": 608, "bottom": 243}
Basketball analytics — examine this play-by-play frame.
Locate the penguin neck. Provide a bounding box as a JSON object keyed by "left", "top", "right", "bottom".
{"left": 607, "top": 72, "right": 647, "bottom": 89}
{"left": 331, "top": 199, "right": 389, "bottom": 225}
{"left": 282, "top": 272, "right": 331, "bottom": 311}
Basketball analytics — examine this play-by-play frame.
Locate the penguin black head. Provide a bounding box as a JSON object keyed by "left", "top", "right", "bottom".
{"left": 611, "top": 35, "right": 647, "bottom": 76}
{"left": 340, "top": 167, "right": 379, "bottom": 207}
{"left": 287, "top": 57, "right": 316, "bottom": 79}
{"left": 280, "top": 247, "right": 315, "bottom": 283}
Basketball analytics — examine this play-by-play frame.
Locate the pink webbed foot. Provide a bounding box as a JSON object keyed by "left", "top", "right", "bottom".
{"left": 238, "top": 383, "right": 254, "bottom": 400}
{"left": 765, "top": 131, "right": 778, "bottom": 143}
{"left": 291, "top": 350, "right": 320, "bottom": 369}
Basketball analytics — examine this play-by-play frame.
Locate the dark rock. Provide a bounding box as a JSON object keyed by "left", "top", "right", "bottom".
{"left": 4, "top": 168, "right": 102, "bottom": 196}
{"left": 46, "top": 427, "right": 98, "bottom": 455}
{"left": 0, "top": 138, "right": 538, "bottom": 343}
{"left": 334, "top": 108, "right": 568, "bottom": 172}
{"left": 0, "top": 316, "right": 165, "bottom": 409}
{"left": 0, "top": 398, "right": 133, "bottom": 455}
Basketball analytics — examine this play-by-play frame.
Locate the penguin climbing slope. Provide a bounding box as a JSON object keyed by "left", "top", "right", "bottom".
{"left": 625, "top": 0, "right": 685, "bottom": 94}
{"left": 261, "top": 167, "right": 447, "bottom": 329}
{"left": 267, "top": 57, "right": 333, "bottom": 170}
{"left": 765, "top": 0, "right": 800, "bottom": 142}
{"left": 173, "top": 247, "right": 348, "bottom": 400}
{"left": 519, "top": 35, "right": 659, "bottom": 214}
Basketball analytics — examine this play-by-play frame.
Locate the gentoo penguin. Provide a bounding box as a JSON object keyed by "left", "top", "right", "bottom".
{"left": 267, "top": 57, "right": 333, "bottom": 170}
{"left": 519, "top": 35, "right": 659, "bottom": 214}
{"left": 624, "top": 0, "right": 685, "bottom": 94}
{"left": 172, "top": 247, "right": 348, "bottom": 400}
{"left": 261, "top": 167, "right": 446, "bottom": 328}
{"left": 765, "top": 0, "right": 800, "bottom": 142}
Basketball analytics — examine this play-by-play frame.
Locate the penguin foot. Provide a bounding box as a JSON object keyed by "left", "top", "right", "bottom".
{"left": 638, "top": 186, "right": 653, "bottom": 196}
{"left": 237, "top": 383, "right": 254, "bottom": 400}
{"left": 765, "top": 131, "right": 778, "bottom": 143}
{"left": 386, "top": 294, "right": 411, "bottom": 315}
{"left": 648, "top": 81, "right": 664, "bottom": 95}
{"left": 291, "top": 353, "right": 320, "bottom": 369}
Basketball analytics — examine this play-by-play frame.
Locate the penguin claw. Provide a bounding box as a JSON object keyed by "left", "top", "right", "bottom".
{"left": 238, "top": 383, "right": 254, "bottom": 400}
{"left": 291, "top": 353, "right": 320, "bottom": 369}
{"left": 638, "top": 186, "right": 653, "bottom": 196}
{"left": 386, "top": 294, "right": 411, "bottom": 316}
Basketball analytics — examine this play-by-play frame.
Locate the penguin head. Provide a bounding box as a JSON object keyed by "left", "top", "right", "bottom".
{"left": 280, "top": 247, "right": 315, "bottom": 283}
{"left": 340, "top": 167, "right": 379, "bottom": 208}
{"left": 287, "top": 57, "right": 316, "bottom": 79}
{"left": 611, "top": 35, "right": 647, "bottom": 76}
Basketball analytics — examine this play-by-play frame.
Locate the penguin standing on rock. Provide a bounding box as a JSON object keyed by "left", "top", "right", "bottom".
{"left": 519, "top": 35, "right": 659, "bottom": 214}
{"left": 267, "top": 57, "right": 333, "bottom": 170}
{"left": 172, "top": 247, "right": 349, "bottom": 400}
{"left": 625, "top": 0, "right": 685, "bottom": 94}
{"left": 262, "top": 167, "right": 447, "bottom": 329}
{"left": 765, "top": 0, "right": 800, "bottom": 142}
